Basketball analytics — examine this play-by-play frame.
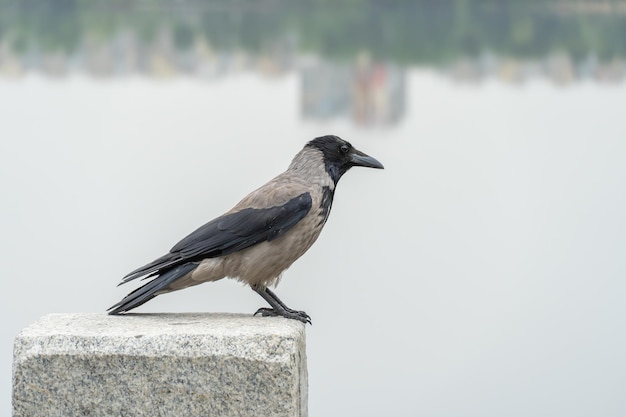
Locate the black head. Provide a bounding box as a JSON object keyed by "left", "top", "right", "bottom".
{"left": 306, "top": 135, "right": 384, "bottom": 184}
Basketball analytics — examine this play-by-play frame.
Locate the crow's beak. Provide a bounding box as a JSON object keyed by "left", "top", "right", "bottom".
{"left": 350, "top": 149, "right": 385, "bottom": 169}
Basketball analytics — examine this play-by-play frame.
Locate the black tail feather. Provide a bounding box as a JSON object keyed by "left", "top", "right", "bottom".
{"left": 108, "top": 263, "right": 197, "bottom": 314}
{"left": 119, "top": 253, "right": 182, "bottom": 285}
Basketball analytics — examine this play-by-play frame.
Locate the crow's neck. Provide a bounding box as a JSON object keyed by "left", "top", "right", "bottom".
{"left": 289, "top": 147, "right": 336, "bottom": 190}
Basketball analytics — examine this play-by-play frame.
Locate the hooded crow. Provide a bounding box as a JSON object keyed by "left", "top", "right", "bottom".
{"left": 108, "top": 135, "right": 384, "bottom": 323}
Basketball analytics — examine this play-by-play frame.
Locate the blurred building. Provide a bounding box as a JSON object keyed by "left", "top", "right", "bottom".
{"left": 301, "top": 59, "right": 406, "bottom": 126}
{"left": 447, "top": 54, "right": 625, "bottom": 85}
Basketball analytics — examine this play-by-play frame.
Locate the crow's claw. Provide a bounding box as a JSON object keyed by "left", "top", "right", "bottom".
{"left": 254, "top": 307, "right": 312, "bottom": 324}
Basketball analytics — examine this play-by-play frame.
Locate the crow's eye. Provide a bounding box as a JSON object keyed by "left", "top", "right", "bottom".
{"left": 340, "top": 145, "right": 349, "bottom": 153}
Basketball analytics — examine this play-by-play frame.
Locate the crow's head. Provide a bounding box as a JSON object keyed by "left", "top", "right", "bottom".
{"left": 306, "top": 135, "right": 384, "bottom": 184}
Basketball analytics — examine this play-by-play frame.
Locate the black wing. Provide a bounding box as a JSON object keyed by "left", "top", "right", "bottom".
{"left": 120, "top": 192, "right": 312, "bottom": 283}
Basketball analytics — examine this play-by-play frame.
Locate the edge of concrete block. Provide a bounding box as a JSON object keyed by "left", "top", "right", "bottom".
{"left": 13, "top": 313, "right": 308, "bottom": 417}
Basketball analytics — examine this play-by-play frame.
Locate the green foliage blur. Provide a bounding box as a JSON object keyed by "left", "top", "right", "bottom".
{"left": 0, "top": 0, "right": 625, "bottom": 63}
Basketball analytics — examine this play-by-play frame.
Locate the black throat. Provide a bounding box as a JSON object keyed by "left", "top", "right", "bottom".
{"left": 325, "top": 163, "right": 347, "bottom": 186}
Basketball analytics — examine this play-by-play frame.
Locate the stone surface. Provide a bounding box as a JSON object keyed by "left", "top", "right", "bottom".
{"left": 13, "top": 313, "right": 307, "bottom": 417}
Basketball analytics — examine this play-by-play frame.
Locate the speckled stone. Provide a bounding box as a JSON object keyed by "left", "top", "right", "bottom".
{"left": 13, "top": 313, "right": 307, "bottom": 417}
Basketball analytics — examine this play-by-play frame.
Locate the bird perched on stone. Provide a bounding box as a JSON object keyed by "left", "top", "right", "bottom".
{"left": 108, "top": 135, "right": 384, "bottom": 323}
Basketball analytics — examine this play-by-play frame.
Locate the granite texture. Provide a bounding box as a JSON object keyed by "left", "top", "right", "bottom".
{"left": 13, "top": 313, "right": 307, "bottom": 417}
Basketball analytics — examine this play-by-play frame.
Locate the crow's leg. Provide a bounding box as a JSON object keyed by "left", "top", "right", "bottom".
{"left": 265, "top": 288, "right": 311, "bottom": 319}
{"left": 252, "top": 286, "right": 311, "bottom": 324}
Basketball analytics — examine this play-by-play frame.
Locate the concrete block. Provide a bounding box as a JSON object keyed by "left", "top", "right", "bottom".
{"left": 13, "top": 313, "right": 307, "bottom": 417}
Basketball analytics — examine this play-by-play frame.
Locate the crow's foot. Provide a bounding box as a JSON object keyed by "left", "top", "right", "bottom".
{"left": 254, "top": 307, "right": 312, "bottom": 324}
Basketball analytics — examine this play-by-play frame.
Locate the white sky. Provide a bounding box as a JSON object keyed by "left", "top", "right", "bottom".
{"left": 1, "top": 71, "right": 625, "bottom": 416}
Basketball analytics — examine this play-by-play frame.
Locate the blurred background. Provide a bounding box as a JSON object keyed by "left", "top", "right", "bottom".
{"left": 1, "top": 1, "right": 625, "bottom": 416}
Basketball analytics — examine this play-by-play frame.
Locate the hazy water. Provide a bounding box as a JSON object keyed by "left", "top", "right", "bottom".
{"left": 2, "top": 2, "right": 626, "bottom": 416}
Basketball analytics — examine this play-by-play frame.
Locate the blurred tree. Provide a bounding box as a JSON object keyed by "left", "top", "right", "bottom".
{"left": 0, "top": 0, "right": 624, "bottom": 66}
